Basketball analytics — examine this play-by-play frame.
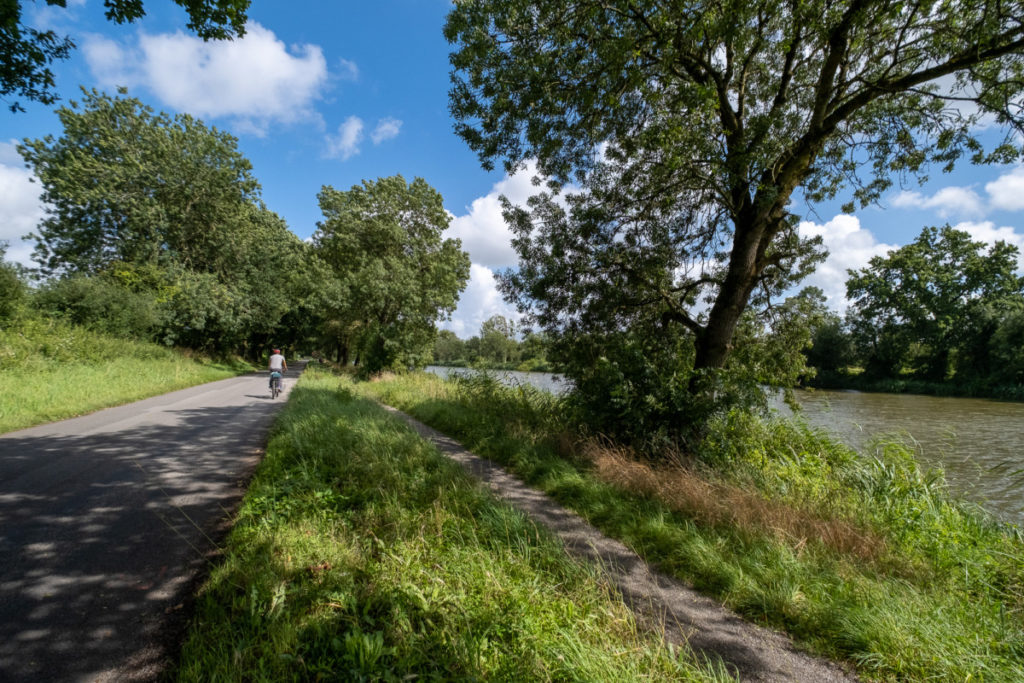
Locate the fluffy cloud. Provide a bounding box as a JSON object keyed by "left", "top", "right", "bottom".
{"left": 325, "top": 116, "right": 402, "bottom": 159}
{"left": 798, "top": 214, "right": 898, "bottom": 310}
{"left": 371, "top": 117, "right": 402, "bottom": 144}
{"left": 325, "top": 116, "right": 364, "bottom": 160}
{"left": 447, "top": 163, "right": 548, "bottom": 270}
{"left": 985, "top": 167, "right": 1024, "bottom": 212}
{"left": 84, "top": 23, "right": 329, "bottom": 135}
{"left": 0, "top": 141, "right": 44, "bottom": 267}
{"left": 890, "top": 186, "right": 986, "bottom": 219}
{"left": 441, "top": 264, "right": 520, "bottom": 338}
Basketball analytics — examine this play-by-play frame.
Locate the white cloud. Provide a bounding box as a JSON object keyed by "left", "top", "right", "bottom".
{"left": 441, "top": 263, "right": 521, "bottom": 338}
{"left": 951, "top": 221, "right": 1024, "bottom": 271}
{"left": 798, "top": 214, "right": 898, "bottom": 310}
{"left": 84, "top": 23, "right": 329, "bottom": 135}
{"left": 325, "top": 116, "right": 364, "bottom": 160}
{"left": 447, "top": 163, "right": 548, "bottom": 270}
{"left": 371, "top": 117, "right": 402, "bottom": 144}
{"left": 985, "top": 167, "right": 1024, "bottom": 212}
{"left": 0, "top": 141, "right": 44, "bottom": 267}
{"left": 890, "top": 186, "right": 986, "bottom": 219}
{"left": 337, "top": 58, "right": 359, "bottom": 81}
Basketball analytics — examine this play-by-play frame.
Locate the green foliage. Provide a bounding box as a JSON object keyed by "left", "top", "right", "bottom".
{"left": 1, "top": 0, "right": 249, "bottom": 112}
{"left": 990, "top": 307, "right": 1024, "bottom": 386}
{"left": 847, "top": 225, "right": 1024, "bottom": 382}
{"left": 362, "top": 371, "right": 1024, "bottom": 681}
{"left": 176, "top": 368, "right": 726, "bottom": 682}
{"left": 18, "top": 90, "right": 314, "bottom": 356}
{"left": 313, "top": 176, "right": 471, "bottom": 373}
{"left": 35, "top": 273, "right": 159, "bottom": 338}
{"left": 447, "top": 0, "right": 1024, "bottom": 438}
{"left": 0, "top": 243, "right": 26, "bottom": 323}
{"left": 22, "top": 89, "right": 261, "bottom": 276}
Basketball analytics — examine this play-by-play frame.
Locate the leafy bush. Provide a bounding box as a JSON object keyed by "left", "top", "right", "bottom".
{"left": 35, "top": 274, "right": 159, "bottom": 338}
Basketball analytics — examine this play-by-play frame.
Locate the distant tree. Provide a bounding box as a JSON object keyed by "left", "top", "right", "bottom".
{"left": 0, "top": 242, "right": 26, "bottom": 322}
{"left": 314, "top": 176, "right": 471, "bottom": 373}
{"left": 2, "top": 0, "right": 249, "bottom": 111}
{"left": 447, "top": 0, "right": 1024, "bottom": 443}
{"left": 989, "top": 307, "right": 1024, "bottom": 386}
{"left": 479, "top": 314, "right": 518, "bottom": 365}
{"left": 846, "top": 226, "right": 1024, "bottom": 381}
{"left": 433, "top": 329, "right": 465, "bottom": 364}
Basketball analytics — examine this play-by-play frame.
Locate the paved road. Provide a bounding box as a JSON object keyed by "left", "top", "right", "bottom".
{"left": 0, "top": 364, "right": 303, "bottom": 682}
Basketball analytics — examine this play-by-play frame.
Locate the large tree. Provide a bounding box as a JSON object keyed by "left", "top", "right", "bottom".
{"left": 21, "top": 88, "right": 261, "bottom": 277}
{"left": 20, "top": 89, "right": 306, "bottom": 354}
{"left": 314, "top": 176, "right": 471, "bottom": 373}
{"left": 446, "top": 0, "right": 1024, "bottom": 403}
{"left": 2, "top": 0, "right": 249, "bottom": 111}
{"left": 846, "top": 225, "right": 1024, "bottom": 380}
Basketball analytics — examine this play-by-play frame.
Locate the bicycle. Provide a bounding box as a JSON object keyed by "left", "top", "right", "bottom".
{"left": 270, "top": 371, "right": 283, "bottom": 399}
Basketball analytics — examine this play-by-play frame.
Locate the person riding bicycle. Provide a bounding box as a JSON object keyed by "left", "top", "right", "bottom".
{"left": 268, "top": 348, "right": 287, "bottom": 390}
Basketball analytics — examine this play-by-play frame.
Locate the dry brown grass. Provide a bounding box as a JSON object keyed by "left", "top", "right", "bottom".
{"left": 584, "top": 441, "right": 886, "bottom": 562}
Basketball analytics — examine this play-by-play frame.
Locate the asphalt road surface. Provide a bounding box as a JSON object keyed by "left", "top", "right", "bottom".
{"left": 0, "top": 363, "right": 304, "bottom": 682}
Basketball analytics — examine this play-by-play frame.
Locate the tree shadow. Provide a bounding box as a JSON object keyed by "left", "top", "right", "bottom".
{"left": 0, "top": 389, "right": 288, "bottom": 681}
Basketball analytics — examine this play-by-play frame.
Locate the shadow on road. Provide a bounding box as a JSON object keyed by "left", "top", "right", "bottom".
{"left": 0, "top": 392, "right": 284, "bottom": 681}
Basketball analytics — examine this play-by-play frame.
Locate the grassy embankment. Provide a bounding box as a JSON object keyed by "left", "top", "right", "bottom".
{"left": 0, "top": 315, "right": 251, "bottom": 434}
{"left": 176, "top": 366, "right": 732, "bottom": 681}
{"left": 359, "top": 371, "right": 1024, "bottom": 682}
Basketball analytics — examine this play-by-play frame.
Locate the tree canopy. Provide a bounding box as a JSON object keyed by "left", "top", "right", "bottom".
{"left": 446, "top": 0, "right": 1024, "bottom": 443}
{"left": 314, "top": 176, "right": 471, "bottom": 373}
{"left": 22, "top": 89, "right": 261, "bottom": 277}
{"left": 846, "top": 225, "right": 1024, "bottom": 380}
{"left": 19, "top": 89, "right": 308, "bottom": 355}
{"left": 1, "top": 0, "right": 249, "bottom": 111}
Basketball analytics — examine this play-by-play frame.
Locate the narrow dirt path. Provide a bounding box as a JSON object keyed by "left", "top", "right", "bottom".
{"left": 381, "top": 404, "right": 859, "bottom": 683}
{"left": 0, "top": 364, "right": 304, "bottom": 682}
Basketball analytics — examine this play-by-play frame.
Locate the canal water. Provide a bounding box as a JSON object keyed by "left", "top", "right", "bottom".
{"left": 425, "top": 366, "right": 1024, "bottom": 524}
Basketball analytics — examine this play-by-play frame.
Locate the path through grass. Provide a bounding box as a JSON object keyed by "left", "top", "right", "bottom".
{"left": 360, "top": 371, "right": 1024, "bottom": 682}
{"left": 175, "top": 367, "right": 732, "bottom": 681}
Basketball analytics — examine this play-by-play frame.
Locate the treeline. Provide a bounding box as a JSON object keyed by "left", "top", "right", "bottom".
{"left": 1, "top": 90, "right": 469, "bottom": 372}
{"left": 432, "top": 315, "right": 551, "bottom": 371}
{"left": 804, "top": 225, "right": 1024, "bottom": 398}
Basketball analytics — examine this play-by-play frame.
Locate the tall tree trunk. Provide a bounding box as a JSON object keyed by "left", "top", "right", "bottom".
{"left": 692, "top": 218, "right": 765, "bottom": 376}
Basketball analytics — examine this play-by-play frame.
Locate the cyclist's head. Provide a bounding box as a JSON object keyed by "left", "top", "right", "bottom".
{"left": 272, "top": 348, "right": 281, "bottom": 354}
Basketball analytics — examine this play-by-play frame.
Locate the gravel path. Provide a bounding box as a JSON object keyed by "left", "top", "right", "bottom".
{"left": 382, "top": 404, "right": 859, "bottom": 683}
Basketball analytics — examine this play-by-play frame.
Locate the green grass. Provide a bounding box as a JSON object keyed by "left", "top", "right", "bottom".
{"left": 175, "top": 367, "right": 733, "bottom": 682}
{"left": 359, "top": 371, "right": 1024, "bottom": 682}
{"left": 0, "top": 315, "right": 250, "bottom": 433}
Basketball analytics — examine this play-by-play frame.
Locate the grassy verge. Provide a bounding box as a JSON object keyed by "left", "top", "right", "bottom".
{"left": 359, "top": 371, "right": 1024, "bottom": 682}
{"left": 0, "top": 315, "right": 250, "bottom": 433}
{"left": 175, "top": 367, "right": 732, "bottom": 681}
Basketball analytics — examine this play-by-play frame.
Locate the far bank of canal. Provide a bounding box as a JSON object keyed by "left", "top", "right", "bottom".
{"left": 426, "top": 366, "right": 1024, "bottom": 525}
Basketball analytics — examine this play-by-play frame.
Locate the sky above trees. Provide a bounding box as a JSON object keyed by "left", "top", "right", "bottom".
{"left": 2, "top": 0, "right": 1023, "bottom": 336}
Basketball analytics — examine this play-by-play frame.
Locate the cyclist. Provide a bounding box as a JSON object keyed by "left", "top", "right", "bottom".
{"left": 268, "top": 348, "right": 287, "bottom": 390}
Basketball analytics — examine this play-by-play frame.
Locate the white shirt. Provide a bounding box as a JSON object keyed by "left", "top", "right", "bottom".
{"left": 269, "top": 353, "right": 285, "bottom": 371}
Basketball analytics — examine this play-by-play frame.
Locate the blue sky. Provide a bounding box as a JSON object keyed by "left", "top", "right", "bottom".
{"left": 2, "top": 0, "right": 1023, "bottom": 337}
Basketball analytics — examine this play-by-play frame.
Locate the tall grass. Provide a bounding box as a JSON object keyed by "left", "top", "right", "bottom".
{"left": 360, "top": 371, "right": 1024, "bottom": 682}
{"left": 0, "top": 315, "right": 248, "bottom": 433}
{"left": 175, "top": 367, "right": 732, "bottom": 682}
